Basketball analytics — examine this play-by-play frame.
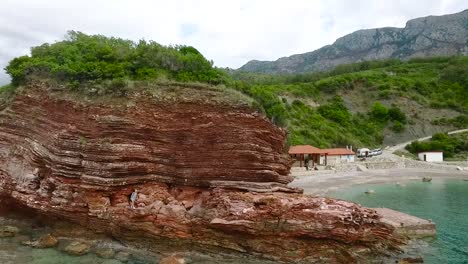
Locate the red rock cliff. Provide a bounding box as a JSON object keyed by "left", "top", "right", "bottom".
{"left": 0, "top": 81, "right": 399, "bottom": 262}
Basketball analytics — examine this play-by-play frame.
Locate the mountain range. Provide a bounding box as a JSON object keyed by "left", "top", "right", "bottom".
{"left": 239, "top": 9, "right": 468, "bottom": 74}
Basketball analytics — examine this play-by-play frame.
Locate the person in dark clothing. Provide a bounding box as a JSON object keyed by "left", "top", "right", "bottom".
{"left": 304, "top": 158, "right": 309, "bottom": 171}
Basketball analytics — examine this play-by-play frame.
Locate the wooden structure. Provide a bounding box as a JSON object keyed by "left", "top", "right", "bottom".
{"left": 288, "top": 145, "right": 328, "bottom": 167}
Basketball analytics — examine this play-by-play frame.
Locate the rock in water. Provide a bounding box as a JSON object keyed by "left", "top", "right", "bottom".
{"left": 22, "top": 234, "right": 58, "bottom": 248}
{"left": 95, "top": 248, "right": 115, "bottom": 259}
{"left": 422, "top": 177, "right": 432, "bottom": 182}
{"left": 399, "top": 256, "right": 424, "bottom": 263}
{"left": 159, "top": 256, "right": 185, "bottom": 264}
{"left": 114, "top": 251, "right": 131, "bottom": 262}
{"left": 64, "top": 241, "right": 91, "bottom": 256}
{"left": 0, "top": 226, "right": 19, "bottom": 238}
{"left": 0, "top": 81, "right": 401, "bottom": 262}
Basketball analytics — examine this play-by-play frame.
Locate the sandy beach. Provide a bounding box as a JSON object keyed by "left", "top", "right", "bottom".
{"left": 290, "top": 168, "right": 468, "bottom": 196}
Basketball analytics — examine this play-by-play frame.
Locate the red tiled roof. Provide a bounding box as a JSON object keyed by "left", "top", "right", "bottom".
{"left": 288, "top": 145, "right": 326, "bottom": 154}
{"left": 322, "top": 148, "right": 355, "bottom": 155}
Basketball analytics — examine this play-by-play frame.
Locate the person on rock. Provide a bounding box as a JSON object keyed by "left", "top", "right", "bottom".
{"left": 130, "top": 189, "right": 138, "bottom": 209}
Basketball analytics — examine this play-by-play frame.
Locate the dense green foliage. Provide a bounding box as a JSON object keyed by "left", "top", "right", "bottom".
{"left": 405, "top": 132, "right": 468, "bottom": 159}
{"left": 5, "top": 31, "right": 228, "bottom": 88}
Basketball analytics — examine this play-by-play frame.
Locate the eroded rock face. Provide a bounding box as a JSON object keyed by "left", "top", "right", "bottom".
{"left": 0, "top": 81, "right": 399, "bottom": 262}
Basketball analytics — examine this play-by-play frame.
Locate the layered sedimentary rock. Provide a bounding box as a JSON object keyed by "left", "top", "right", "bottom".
{"left": 0, "top": 81, "right": 399, "bottom": 262}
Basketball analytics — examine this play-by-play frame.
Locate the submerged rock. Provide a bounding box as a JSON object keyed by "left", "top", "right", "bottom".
{"left": 159, "top": 256, "right": 185, "bottom": 264}
{"left": 0, "top": 226, "right": 19, "bottom": 238}
{"left": 95, "top": 247, "right": 116, "bottom": 259}
{"left": 114, "top": 251, "right": 131, "bottom": 263}
{"left": 22, "top": 233, "right": 58, "bottom": 248}
{"left": 422, "top": 177, "right": 432, "bottom": 182}
{"left": 64, "top": 241, "right": 91, "bottom": 256}
{"left": 399, "top": 256, "right": 424, "bottom": 263}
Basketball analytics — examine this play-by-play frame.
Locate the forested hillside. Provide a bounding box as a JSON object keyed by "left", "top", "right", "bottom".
{"left": 231, "top": 57, "right": 468, "bottom": 147}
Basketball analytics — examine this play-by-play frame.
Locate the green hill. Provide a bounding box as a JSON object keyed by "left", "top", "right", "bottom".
{"left": 231, "top": 57, "right": 468, "bottom": 148}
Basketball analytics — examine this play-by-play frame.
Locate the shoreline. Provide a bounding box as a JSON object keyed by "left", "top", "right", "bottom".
{"left": 290, "top": 167, "right": 468, "bottom": 196}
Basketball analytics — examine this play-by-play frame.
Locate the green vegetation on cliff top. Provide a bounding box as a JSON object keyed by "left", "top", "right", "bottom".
{"left": 6, "top": 31, "right": 229, "bottom": 87}
{"left": 3, "top": 32, "right": 468, "bottom": 148}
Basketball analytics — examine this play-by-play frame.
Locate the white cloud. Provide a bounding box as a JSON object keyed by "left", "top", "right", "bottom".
{"left": 0, "top": 0, "right": 467, "bottom": 85}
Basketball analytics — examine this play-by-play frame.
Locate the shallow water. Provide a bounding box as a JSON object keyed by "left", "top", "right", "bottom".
{"left": 328, "top": 179, "right": 468, "bottom": 264}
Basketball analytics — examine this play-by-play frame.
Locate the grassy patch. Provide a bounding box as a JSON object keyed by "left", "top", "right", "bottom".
{"left": 0, "top": 84, "right": 17, "bottom": 110}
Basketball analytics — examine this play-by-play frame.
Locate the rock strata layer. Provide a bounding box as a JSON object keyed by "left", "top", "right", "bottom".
{"left": 0, "top": 81, "right": 399, "bottom": 262}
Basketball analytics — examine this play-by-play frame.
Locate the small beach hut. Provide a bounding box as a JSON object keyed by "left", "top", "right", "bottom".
{"left": 418, "top": 151, "right": 443, "bottom": 162}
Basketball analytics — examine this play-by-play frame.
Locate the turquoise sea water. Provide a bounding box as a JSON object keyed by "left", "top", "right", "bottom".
{"left": 328, "top": 179, "right": 468, "bottom": 264}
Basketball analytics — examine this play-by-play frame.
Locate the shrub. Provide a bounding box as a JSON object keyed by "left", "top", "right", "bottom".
{"left": 106, "top": 78, "right": 128, "bottom": 96}
{"left": 388, "top": 106, "right": 407, "bottom": 123}
{"left": 317, "top": 96, "right": 351, "bottom": 125}
{"left": 370, "top": 102, "right": 389, "bottom": 121}
{"left": 391, "top": 121, "right": 405, "bottom": 133}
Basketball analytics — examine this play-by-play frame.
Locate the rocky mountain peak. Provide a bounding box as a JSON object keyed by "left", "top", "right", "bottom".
{"left": 239, "top": 9, "right": 468, "bottom": 74}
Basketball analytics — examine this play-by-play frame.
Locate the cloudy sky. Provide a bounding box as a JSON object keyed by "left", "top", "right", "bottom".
{"left": 1, "top": 0, "right": 467, "bottom": 85}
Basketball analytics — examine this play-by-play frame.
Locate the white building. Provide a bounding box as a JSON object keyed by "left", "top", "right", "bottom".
{"left": 418, "top": 151, "right": 443, "bottom": 162}
{"left": 320, "top": 148, "right": 355, "bottom": 166}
